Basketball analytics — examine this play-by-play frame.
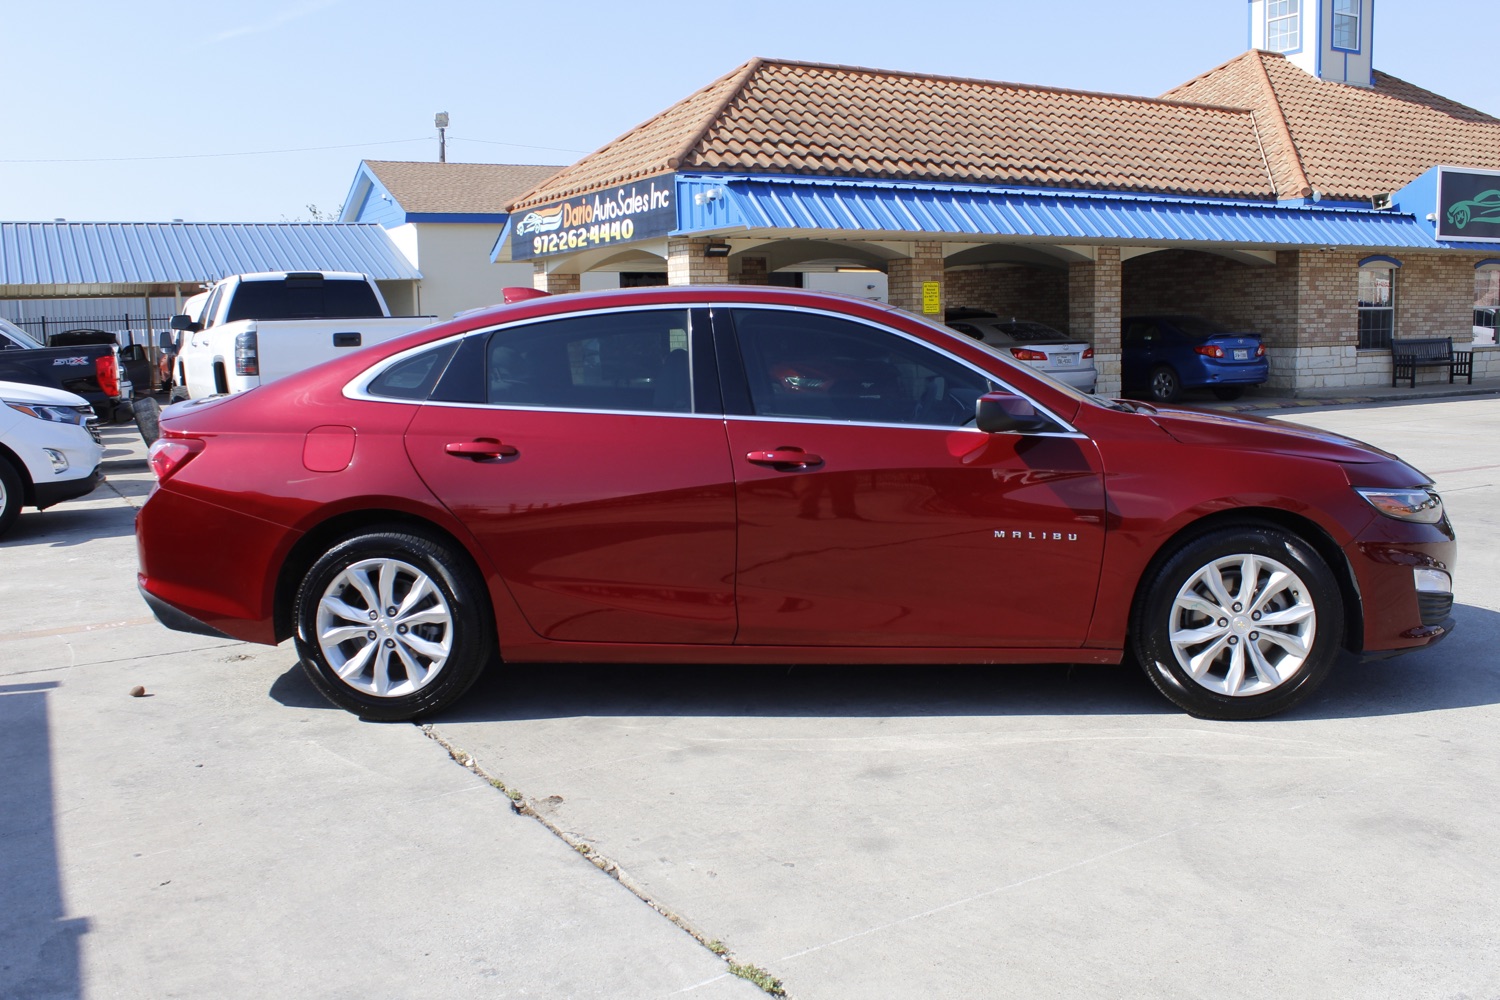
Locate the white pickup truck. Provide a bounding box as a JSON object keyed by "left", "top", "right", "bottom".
{"left": 171, "top": 271, "right": 434, "bottom": 398}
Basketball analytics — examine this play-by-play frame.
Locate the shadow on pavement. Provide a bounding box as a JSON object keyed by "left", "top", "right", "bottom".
{"left": 0, "top": 682, "right": 87, "bottom": 1000}
{"left": 269, "top": 604, "right": 1500, "bottom": 726}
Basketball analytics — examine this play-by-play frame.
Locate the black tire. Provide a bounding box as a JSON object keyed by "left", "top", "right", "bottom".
{"left": 293, "top": 528, "right": 495, "bottom": 720}
{"left": 1148, "top": 366, "right": 1182, "bottom": 403}
{"left": 0, "top": 457, "right": 24, "bottom": 537}
{"left": 1131, "top": 524, "right": 1344, "bottom": 720}
{"left": 1211, "top": 386, "right": 1245, "bottom": 401}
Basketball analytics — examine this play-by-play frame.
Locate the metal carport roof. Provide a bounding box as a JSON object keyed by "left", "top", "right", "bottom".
{"left": 0, "top": 222, "right": 422, "bottom": 298}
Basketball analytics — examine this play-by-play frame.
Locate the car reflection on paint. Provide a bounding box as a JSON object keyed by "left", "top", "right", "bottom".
{"left": 945, "top": 310, "right": 1098, "bottom": 393}
{"left": 136, "top": 286, "right": 1455, "bottom": 723}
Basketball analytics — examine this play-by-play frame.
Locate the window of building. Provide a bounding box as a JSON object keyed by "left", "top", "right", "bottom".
{"left": 1267, "top": 0, "right": 1300, "bottom": 51}
{"left": 1358, "top": 265, "right": 1395, "bottom": 350}
{"left": 1332, "top": 0, "right": 1360, "bottom": 49}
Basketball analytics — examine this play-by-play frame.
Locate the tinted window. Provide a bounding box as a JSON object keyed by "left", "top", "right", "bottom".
{"left": 996, "top": 321, "right": 1070, "bottom": 342}
{"left": 485, "top": 309, "right": 693, "bottom": 413}
{"left": 367, "top": 341, "right": 459, "bottom": 400}
{"left": 731, "top": 309, "right": 990, "bottom": 427}
{"left": 224, "top": 278, "right": 384, "bottom": 322}
{"left": 1165, "top": 316, "right": 1232, "bottom": 339}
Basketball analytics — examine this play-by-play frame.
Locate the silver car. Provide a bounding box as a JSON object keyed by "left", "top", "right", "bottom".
{"left": 946, "top": 314, "right": 1098, "bottom": 392}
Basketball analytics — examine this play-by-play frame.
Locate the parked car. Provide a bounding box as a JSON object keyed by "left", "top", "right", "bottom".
{"left": 136, "top": 286, "right": 1455, "bottom": 723}
{"left": 1122, "top": 315, "right": 1269, "bottom": 402}
{"left": 1474, "top": 307, "right": 1497, "bottom": 346}
{"left": 172, "top": 271, "right": 433, "bottom": 399}
{"left": 0, "top": 380, "right": 104, "bottom": 536}
{"left": 0, "top": 317, "right": 126, "bottom": 422}
{"left": 946, "top": 311, "right": 1097, "bottom": 392}
{"left": 48, "top": 328, "right": 150, "bottom": 412}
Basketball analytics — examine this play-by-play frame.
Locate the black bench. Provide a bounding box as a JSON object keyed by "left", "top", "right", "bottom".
{"left": 1391, "top": 337, "right": 1473, "bottom": 388}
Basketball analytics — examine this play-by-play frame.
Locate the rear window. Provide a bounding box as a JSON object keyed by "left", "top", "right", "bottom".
{"left": 996, "top": 321, "right": 1070, "bottom": 342}
{"left": 225, "top": 277, "right": 384, "bottom": 322}
{"left": 1166, "top": 316, "right": 1233, "bottom": 339}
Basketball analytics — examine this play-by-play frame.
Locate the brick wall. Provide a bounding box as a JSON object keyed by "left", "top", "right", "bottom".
{"left": 1122, "top": 250, "right": 1283, "bottom": 341}
{"left": 944, "top": 266, "right": 1068, "bottom": 330}
{"left": 735, "top": 255, "right": 770, "bottom": 286}
{"left": 887, "top": 242, "right": 945, "bottom": 316}
{"left": 1396, "top": 253, "right": 1479, "bottom": 342}
{"left": 666, "top": 237, "right": 730, "bottom": 285}
{"left": 1068, "top": 248, "right": 1121, "bottom": 394}
{"left": 532, "top": 264, "right": 580, "bottom": 294}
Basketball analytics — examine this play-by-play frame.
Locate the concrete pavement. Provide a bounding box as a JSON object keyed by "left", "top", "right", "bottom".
{"left": 4, "top": 390, "right": 1499, "bottom": 999}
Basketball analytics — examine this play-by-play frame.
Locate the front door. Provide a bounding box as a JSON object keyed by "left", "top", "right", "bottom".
{"left": 721, "top": 307, "right": 1107, "bottom": 648}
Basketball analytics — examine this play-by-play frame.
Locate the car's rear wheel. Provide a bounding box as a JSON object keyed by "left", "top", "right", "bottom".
{"left": 294, "top": 528, "right": 493, "bottom": 720}
{"left": 0, "top": 458, "right": 24, "bottom": 537}
{"left": 1132, "top": 524, "right": 1343, "bottom": 720}
{"left": 1211, "top": 386, "right": 1244, "bottom": 401}
{"left": 1148, "top": 366, "right": 1182, "bottom": 403}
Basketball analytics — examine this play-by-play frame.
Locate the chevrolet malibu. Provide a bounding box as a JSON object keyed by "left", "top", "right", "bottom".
{"left": 135, "top": 286, "right": 1456, "bottom": 721}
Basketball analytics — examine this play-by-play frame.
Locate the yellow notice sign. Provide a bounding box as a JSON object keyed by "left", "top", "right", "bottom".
{"left": 921, "top": 281, "right": 941, "bottom": 314}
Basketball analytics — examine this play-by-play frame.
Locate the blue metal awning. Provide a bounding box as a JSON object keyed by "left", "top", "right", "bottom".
{"left": 0, "top": 222, "right": 422, "bottom": 292}
{"left": 674, "top": 174, "right": 1495, "bottom": 250}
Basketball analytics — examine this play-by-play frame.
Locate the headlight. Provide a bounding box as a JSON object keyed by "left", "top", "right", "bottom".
{"left": 4, "top": 400, "right": 90, "bottom": 425}
{"left": 1354, "top": 486, "right": 1445, "bottom": 524}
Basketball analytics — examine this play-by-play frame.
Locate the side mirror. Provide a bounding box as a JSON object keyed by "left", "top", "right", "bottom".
{"left": 158, "top": 330, "right": 177, "bottom": 351}
{"left": 169, "top": 314, "right": 201, "bottom": 333}
{"left": 119, "top": 345, "right": 145, "bottom": 362}
{"left": 974, "top": 391, "right": 1057, "bottom": 434}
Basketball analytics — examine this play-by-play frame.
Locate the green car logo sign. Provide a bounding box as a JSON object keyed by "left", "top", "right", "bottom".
{"left": 1437, "top": 169, "right": 1500, "bottom": 242}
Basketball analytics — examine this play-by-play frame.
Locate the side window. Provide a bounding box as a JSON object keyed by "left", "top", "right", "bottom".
{"left": 366, "top": 341, "right": 459, "bottom": 400}
{"left": 486, "top": 309, "right": 693, "bottom": 413}
{"left": 200, "top": 286, "right": 225, "bottom": 329}
{"left": 730, "top": 309, "right": 990, "bottom": 427}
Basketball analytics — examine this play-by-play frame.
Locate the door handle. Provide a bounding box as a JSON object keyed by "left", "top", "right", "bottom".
{"left": 746, "top": 447, "right": 823, "bottom": 469}
{"left": 445, "top": 438, "right": 518, "bottom": 460}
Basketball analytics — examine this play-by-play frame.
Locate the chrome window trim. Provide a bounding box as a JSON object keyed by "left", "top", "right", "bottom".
{"left": 343, "top": 299, "right": 1080, "bottom": 436}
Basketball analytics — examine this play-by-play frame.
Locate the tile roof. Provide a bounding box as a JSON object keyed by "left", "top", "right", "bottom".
{"left": 362, "top": 160, "right": 561, "bottom": 215}
{"left": 1164, "top": 51, "right": 1500, "bottom": 201}
{"left": 509, "top": 58, "right": 1280, "bottom": 210}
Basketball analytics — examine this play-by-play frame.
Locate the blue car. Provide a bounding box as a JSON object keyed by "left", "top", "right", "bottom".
{"left": 1121, "top": 315, "right": 1269, "bottom": 402}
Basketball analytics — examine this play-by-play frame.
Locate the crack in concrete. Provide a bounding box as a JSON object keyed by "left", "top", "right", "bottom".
{"left": 418, "top": 723, "right": 790, "bottom": 998}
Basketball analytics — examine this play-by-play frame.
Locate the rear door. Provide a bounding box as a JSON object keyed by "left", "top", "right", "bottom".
{"left": 403, "top": 307, "right": 738, "bottom": 644}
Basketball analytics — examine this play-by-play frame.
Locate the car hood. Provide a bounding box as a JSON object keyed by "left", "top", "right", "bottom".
{"left": 1148, "top": 406, "right": 1399, "bottom": 465}
{"left": 0, "top": 380, "right": 90, "bottom": 407}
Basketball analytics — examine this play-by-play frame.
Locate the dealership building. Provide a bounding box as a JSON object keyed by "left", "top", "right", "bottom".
{"left": 486, "top": 0, "right": 1500, "bottom": 396}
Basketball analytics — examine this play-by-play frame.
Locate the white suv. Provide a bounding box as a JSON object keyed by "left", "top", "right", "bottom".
{"left": 0, "top": 380, "right": 105, "bottom": 536}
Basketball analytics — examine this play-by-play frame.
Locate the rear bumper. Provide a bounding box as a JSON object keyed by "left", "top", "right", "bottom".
{"left": 138, "top": 582, "right": 235, "bottom": 639}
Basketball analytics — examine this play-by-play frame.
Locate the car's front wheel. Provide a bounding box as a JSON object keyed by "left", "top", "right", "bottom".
{"left": 293, "top": 528, "right": 494, "bottom": 720}
{"left": 1148, "top": 366, "right": 1182, "bottom": 403}
{"left": 1132, "top": 524, "right": 1344, "bottom": 720}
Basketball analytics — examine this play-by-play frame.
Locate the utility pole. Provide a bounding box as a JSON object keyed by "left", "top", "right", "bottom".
{"left": 435, "top": 112, "right": 449, "bottom": 163}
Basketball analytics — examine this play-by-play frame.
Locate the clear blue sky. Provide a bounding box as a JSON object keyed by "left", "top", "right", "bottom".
{"left": 3, "top": 0, "right": 1494, "bottom": 223}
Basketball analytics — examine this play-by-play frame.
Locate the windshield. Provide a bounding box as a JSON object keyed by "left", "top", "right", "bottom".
{"left": 0, "top": 317, "right": 45, "bottom": 348}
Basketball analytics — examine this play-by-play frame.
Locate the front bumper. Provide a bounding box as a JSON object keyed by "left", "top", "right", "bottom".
{"left": 33, "top": 464, "right": 103, "bottom": 509}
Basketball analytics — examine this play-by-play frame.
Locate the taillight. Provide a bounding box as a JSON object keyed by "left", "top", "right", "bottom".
{"left": 1255, "top": 343, "right": 1266, "bottom": 357}
{"left": 1082, "top": 347, "right": 1094, "bottom": 360}
{"left": 1195, "top": 344, "right": 1226, "bottom": 359}
{"left": 235, "top": 330, "right": 259, "bottom": 376}
{"left": 148, "top": 436, "right": 204, "bottom": 482}
{"left": 95, "top": 354, "right": 120, "bottom": 397}
{"left": 1010, "top": 348, "right": 1048, "bottom": 361}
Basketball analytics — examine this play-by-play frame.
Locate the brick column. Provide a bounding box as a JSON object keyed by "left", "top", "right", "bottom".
{"left": 667, "top": 237, "right": 730, "bottom": 285}
{"left": 1068, "top": 247, "right": 1121, "bottom": 395}
{"left": 532, "top": 263, "right": 580, "bottom": 295}
{"left": 735, "top": 255, "right": 770, "bottom": 285}
{"left": 887, "top": 242, "right": 945, "bottom": 317}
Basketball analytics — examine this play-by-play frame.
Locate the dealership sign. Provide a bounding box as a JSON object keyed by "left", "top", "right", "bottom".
{"left": 1436, "top": 167, "right": 1500, "bottom": 243}
{"left": 511, "top": 177, "right": 676, "bottom": 260}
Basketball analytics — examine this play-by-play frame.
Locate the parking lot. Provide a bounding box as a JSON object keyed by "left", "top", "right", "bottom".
{"left": 4, "top": 396, "right": 1500, "bottom": 1000}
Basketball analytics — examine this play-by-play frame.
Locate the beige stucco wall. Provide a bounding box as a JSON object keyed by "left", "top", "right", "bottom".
{"left": 390, "top": 223, "right": 537, "bottom": 321}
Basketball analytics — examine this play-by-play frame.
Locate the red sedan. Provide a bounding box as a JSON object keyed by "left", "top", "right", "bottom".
{"left": 136, "top": 286, "right": 1456, "bottom": 721}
